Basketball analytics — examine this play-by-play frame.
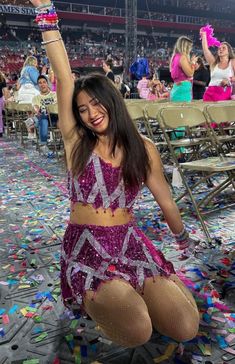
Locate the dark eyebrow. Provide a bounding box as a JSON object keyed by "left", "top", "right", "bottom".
{"left": 77, "top": 96, "right": 96, "bottom": 108}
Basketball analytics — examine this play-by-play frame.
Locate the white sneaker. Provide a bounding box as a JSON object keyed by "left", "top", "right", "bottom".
{"left": 40, "top": 145, "right": 50, "bottom": 155}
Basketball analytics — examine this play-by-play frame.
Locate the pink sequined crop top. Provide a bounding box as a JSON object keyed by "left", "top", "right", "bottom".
{"left": 68, "top": 153, "right": 140, "bottom": 211}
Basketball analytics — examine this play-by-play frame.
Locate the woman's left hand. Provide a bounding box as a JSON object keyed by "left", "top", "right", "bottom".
{"left": 220, "top": 78, "right": 230, "bottom": 87}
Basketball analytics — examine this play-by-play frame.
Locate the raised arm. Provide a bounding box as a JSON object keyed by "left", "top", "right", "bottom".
{"left": 200, "top": 31, "right": 215, "bottom": 66}
{"left": 30, "top": 0, "right": 76, "bottom": 143}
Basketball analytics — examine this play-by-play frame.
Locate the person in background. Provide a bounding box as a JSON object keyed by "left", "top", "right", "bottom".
{"left": 29, "top": 0, "right": 199, "bottom": 348}
{"left": 169, "top": 36, "right": 197, "bottom": 158}
{"left": 193, "top": 57, "right": 210, "bottom": 100}
{"left": 26, "top": 75, "right": 57, "bottom": 153}
{"left": 102, "top": 59, "right": 115, "bottom": 82}
{"left": 170, "top": 36, "right": 197, "bottom": 102}
{"left": 137, "top": 74, "right": 149, "bottom": 99}
{"left": 201, "top": 31, "right": 235, "bottom": 101}
{"left": 147, "top": 77, "right": 169, "bottom": 101}
{"left": 0, "top": 71, "right": 7, "bottom": 137}
{"left": 71, "top": 69, "right": 80, "bottom": 82}
{"left": 115, "top": 75, "right": 130, "bottom": 98}
{"left": 48, "top": 66, "right": 57, "bottom": 91}
{"left": 18, "top": 55, "right": 40, "bottom": 103}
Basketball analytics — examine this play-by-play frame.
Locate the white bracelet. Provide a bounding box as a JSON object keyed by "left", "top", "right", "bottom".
{"left": 41, "top": 37, "right": 62, "bottom": 45}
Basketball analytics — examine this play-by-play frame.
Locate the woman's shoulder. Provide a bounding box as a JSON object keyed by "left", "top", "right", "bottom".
{"left": 142, "top": 135, "right": 155, "bottom": 151}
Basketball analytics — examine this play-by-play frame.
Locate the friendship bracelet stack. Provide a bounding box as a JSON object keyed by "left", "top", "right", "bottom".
{"left": 35, "top": 2, "right": 59, "bottom": 32}
{"left": 174, "top": 226, "right": 189, "bottom": 249}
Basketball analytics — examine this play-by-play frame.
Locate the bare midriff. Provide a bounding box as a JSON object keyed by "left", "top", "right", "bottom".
{"left": 70, "top": 202, "right": 133, "bottom": 226}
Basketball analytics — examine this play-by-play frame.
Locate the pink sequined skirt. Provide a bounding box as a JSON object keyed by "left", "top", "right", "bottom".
{"left": 60, "top": 221, "right": 175, "bottom": 308}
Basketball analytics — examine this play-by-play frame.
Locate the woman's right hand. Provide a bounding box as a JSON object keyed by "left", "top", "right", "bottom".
{"left": 200, "top": 30, "right": 207, "bottom": 39}
{"left": 191, "top": 55, "right": 198, "bottom": 64}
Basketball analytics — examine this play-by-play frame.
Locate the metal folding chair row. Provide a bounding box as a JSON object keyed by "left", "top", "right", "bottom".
{"left": 4, "top": 101, "right": 64, "bottom": 161}
{"left": 126, "top": 100, "right": 235, "bottom": 242}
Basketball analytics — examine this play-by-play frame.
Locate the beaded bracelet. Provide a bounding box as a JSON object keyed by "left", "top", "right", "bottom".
{"left": 35, "top": 2, "right": 59, "bottom": 32}
{"left": 41, "top": 37, "right": 62, "bottom": 45}
{"left": 174, "top": 226, "right": 189, "bottom": 242}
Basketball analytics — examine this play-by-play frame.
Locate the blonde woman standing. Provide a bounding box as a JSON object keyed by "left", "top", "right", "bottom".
{"left": 170, "top": 36, "right": 197, "bottom": 102}
{"left": 18, "top": 55, "right": 40, "bottom": 103}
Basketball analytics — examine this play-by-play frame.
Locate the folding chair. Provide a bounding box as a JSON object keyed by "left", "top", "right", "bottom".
{"left": 158, "top": 105, "right": 235, "bottom": 242}
{"left": 46, "top": 103, "right": 64, "bottom": 160}
{"left": 126, "top": 102, "right": 152, "bottom": 138}
{"left": 15, "top": 103, "right": 34, "bottom": 147}
{"left": 4, "top": 101, "right": 18, "bottom": 138}
{"left": 126, "top": 102, "right": 174, "bottom": 189}
{"left": 203, "top": 102, "right": 235, "bottom": 155}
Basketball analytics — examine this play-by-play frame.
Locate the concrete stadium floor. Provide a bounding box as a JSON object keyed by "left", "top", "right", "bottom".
{"left": 0, "top": 137, "right": 234, "bottom": 364}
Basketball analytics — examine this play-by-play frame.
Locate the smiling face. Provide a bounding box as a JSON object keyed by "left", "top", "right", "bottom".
{"left": 38, "top": 77, "right": 50, "bottom": 94}
{"left": 77, "top": 90, "right": 109, "bottom": 134}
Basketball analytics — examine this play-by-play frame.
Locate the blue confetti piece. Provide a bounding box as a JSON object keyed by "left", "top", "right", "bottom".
{"left": 202, "top": 313, "right": 211, "bottom": 324}
{"left": 207, "top": 297, "right": 213, "bottom": 307}
{"left": 8, "top": 304, "right": 19, "bottom": 314}
{"left": 0, "top": 309, "right": 6, "bottom": 315}
{"left": 80, "top": 345, "right": 88, "bottom": 357}
{"left": 216, "top": 335, "right": 228, "bottom": 349}
{"left": 33, "top": 327, "right": 43, "bottom": 334}
{"left": 7, "top": 279, "right": 18, "bottom": 286}
{"left": 0, "top": 328, "right": 5, "bottom": 337}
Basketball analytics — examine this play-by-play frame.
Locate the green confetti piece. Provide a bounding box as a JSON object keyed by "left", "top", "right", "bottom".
{"left": 70, "top": 320, "right": 79, "bottom": 329}
{"left": 75, "top": 355, "right": 81, "bottom": 364}
{"left": 53, "top": 288, "right": 60, "bottom": 294}
{"left": 52, "top": 294, "right": 58, "bottom": 302}
{"left": 33, "top": 316, "right": 42, "bottom": 323}
{"left": 65, "top": 334, "right": 74, "bottom": 342}
{"left": 35, "top": 332, "right": 48, "bottom": 342}
{"left": 23, "top": 359, "right": 40, "bottom": 364}
{"left": 25, "top": 306, "right": 37, "bottom": 312}
{"left": 228, "top": 328, "right": 235, "bottom": 333}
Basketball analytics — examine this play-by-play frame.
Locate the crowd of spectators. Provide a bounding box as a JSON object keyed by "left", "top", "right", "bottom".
{"left": 0, "top": 21, "right": 234, "bottom": 85}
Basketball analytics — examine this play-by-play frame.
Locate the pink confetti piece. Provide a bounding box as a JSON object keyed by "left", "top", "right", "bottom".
{"left": 212, "top": 329, "right": 228, "bottom": 335}
{"left": 212, "top": 316, "right": 227, "bottom": 323}
{"left": 2, "top": 314, "right": 9, "bottom": 324}
{"left": 225, "top": 334, "right": 235, "bottom": 343}
{"left": 223, "top": 347, "right": 235, "bottom": 355}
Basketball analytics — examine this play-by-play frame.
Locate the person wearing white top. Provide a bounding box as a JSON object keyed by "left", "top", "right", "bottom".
{"left": 200, "top": 31, "right": 235, "bottom": 101}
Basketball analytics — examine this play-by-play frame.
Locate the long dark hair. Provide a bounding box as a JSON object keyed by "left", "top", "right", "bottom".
{"left": 196, "top": 57, "right": 206, "bottom": 70}
{"left": 71, "top": 73, "right": 150, "bottom": 187}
